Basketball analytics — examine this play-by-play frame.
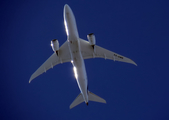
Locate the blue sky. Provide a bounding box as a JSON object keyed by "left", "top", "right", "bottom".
{"left": 1, "top": 0, "right": 169, "bottom": 119}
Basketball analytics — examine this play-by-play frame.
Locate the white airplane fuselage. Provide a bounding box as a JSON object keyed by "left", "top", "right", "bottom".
{"left": 29, "top": 4, "right": 136, "bottom": 109}
{"left": 64, "top": 5, "right": 88, "bottom": 104}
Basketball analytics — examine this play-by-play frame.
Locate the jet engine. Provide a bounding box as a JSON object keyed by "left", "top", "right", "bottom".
{"left": 87, "top": 33, "right": 96, "bottom": 49}
{"left": 51, "top": 39, "right": 59, "bottom": 55}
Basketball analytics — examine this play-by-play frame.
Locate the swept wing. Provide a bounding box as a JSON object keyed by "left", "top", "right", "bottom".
{"left": 29, "top": 41, "right": 71, "bottom": 83}
{"left": 79, "top": 38, "right": 137, "bottom": 66}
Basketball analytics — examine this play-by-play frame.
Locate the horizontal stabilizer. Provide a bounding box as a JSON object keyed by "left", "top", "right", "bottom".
{"left": 88, "top": 91, "right": 106, "bottom": 103}
{"left": 70, "top": 93, "right": 84, "bottom": 109}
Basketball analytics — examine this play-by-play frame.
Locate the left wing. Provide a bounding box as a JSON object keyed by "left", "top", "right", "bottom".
{"left": 79, "top": 38, "right": 137, "bottom": 66}
{"left": 29, "top": 41, "right": 71, "bottom": 83}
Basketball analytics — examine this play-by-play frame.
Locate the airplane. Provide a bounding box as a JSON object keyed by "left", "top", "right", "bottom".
{"left": 29, "top": 4, "right": 137, "bottom": 109}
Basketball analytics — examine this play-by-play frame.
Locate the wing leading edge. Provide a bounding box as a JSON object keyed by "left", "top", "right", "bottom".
{"left": 79, "top": 38, "right": 137, "bottom": 66}
{"left": 29, "top": 41, "right": 71, "bottom": 83}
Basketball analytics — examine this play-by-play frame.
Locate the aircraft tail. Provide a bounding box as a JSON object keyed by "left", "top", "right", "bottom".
{"left": 70, "top": 93, "right": 84, "bottom": 109}
{"left": 88, "top": 91, "right": 106, "bottom": 103}
{"left": 69, "top": 91, "right": 106, "bottom": 109}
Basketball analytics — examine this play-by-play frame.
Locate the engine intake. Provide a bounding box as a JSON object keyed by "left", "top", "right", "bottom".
{"left": 51, "top": 39, "right": 59, "bottom": 55}
{"left": 87, "top": 33, "right": 96, "bottom": 49}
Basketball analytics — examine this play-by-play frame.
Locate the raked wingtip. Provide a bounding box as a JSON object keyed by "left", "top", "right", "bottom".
{"left": 132, "top": 62, "right": 137, "bottom": 66}
{"left": 29, "top": 77, "right": 33, "bottom": 83}
{"left": 130, "top": 59, "right": 137, "bottom": 66}
{"left": 134, "top": 62, "right": 137, "bottom": 66}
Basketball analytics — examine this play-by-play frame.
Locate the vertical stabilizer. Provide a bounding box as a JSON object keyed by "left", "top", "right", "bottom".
{"left": 88, "top": 91, "right": 106, "bottom": 103}
{"left": 70, "top": 93, "right": 84, "bottom": 109}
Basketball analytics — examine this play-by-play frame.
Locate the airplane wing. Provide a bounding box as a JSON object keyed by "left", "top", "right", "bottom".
{"left": 29, "top": 41, "right": 71, "bottom": 83}
{"left": 79, "top": 38, "right": 137, "bottom": 66}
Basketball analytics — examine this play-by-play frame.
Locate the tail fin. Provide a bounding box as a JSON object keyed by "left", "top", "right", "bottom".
{"left": 69, "top": 92, "right": 106, "bottom": 109}
{"left": 70, "top": 93, "right": 84, "bottom": 109}
{"left": 88, "top": 91, "right": 106, "bottom": 103}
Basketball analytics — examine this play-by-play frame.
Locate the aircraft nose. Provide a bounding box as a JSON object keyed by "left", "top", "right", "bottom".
{"left": 64, "top": 4, "right": 69, "bottom": 8}
{"left": 64, "top": 4, "right": 70, "bottom": 13}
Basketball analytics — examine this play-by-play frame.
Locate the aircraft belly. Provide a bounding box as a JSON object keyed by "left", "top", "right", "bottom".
{"left": 65, "top": 4, "right": 88, "bottom": 103}
{"left": 69, "top": 40, "right": 88, "bottom": 102}
{"left": 75, "top": 60, "right": 88, "bottom": 102}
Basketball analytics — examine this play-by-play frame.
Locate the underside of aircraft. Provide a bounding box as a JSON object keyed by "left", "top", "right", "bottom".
{"left": 29, "top": 4, "right": 137, "bottom": 109}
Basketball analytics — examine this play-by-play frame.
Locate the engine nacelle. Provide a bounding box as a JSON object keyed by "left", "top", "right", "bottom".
{"left": 51, "top": 39, "right": 59, "bottom": 55}
{"left": 87, "top": 33, "right": 96, "bottom": 48}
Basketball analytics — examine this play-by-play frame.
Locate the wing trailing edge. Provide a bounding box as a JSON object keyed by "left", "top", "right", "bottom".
{"left": 79, "top": 38, "right": 137, "bottom": 66}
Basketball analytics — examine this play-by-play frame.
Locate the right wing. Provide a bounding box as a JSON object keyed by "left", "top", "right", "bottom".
{"left": 29, "top": 41, "right": 71, "bottom": 83}
{"left": 80, "top": 38, "right": 137, "bottom": 66}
